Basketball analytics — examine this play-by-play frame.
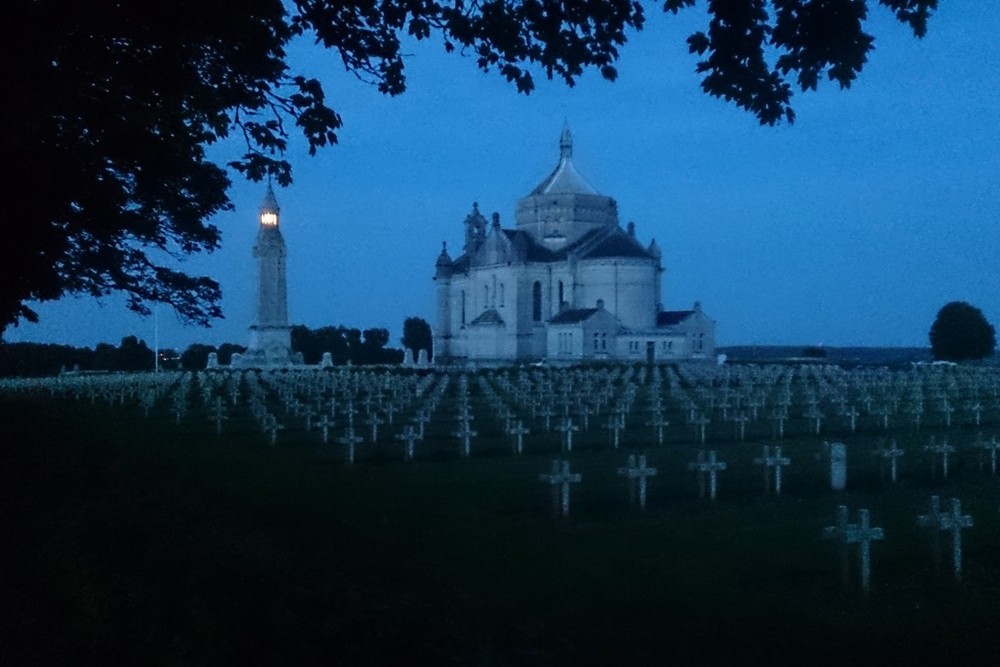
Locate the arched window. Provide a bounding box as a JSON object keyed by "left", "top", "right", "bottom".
{"left": 483, "top": 284, "right": 489, "bottom": 309}
{"left": 558, "top": 281, "right": 564, "bottom": 308}
{"left": 461, "top": 290, "right": 466, "bottom": 325}
{"left": 532, "top": 281, "right": 542, "bottom": 321}
{"left": 499, "top": 283, "right": 505, "bottom": 307}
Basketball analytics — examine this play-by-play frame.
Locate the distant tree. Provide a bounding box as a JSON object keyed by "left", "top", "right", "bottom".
{"left": 116, "top": 335, "right": 154, "bottom": 371}
{"left": 180, "top": 343, "right": 217, "bottom": 371}
{"left": 929, "top": 301, "right": 996, "bottom": 362}
{"left": 6, "top": 1, "right": 938, "bottom": 335}
{"left": 802, "top": 345, "right": 827, "bottom": 359}
{"left": 402, "top": 317, "right": 434, "bottom": 362}
{"left": 0, "top": 342, "right": 94, "bottom": 377}
{"left": 216, "top": 343, "right": 247, "bottom": 366}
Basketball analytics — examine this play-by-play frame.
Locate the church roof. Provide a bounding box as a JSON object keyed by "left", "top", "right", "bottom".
{"left": 469, "top": 308, "right": 505, "bottom": 326}
{"left": 549, "top": 308, "right": 599, "bottom": 324}
{"left": 657, "top": 310, "right": 695, "bottom": 326}
{"left": 580, "top": 232, "right": 655, "bottom": 259}
{"left": 528, "top": 125, "right": 599, "bottom": 196}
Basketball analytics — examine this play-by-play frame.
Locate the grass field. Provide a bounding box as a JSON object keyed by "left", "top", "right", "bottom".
{"left": 3, "top": 380, "right": 1000, "bottom": 665}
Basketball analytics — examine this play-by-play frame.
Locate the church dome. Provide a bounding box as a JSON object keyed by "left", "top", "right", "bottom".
{"left": 515, "top": 126, "right": 618, "bottom": 248}
{"left": 528, "top": 125, "right": 599, "bottom": 196}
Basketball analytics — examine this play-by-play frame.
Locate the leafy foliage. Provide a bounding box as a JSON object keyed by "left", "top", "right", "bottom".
{"left": 929, "top": 301, "right": 996, "bottom": 362}
{"left": 291, "top": 324, "right": 403, "bottom": 365}
{"left": 401, "top": 317, "right": 434, "bottom": 361}
{"left": 6, "top": 1, "right": 938, "bottom": 333}
{"left": 0, "top": 336, "right": 162, "bottom": 376}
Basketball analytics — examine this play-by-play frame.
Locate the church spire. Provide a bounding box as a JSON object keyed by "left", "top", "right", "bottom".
{"left": 559, "top": 122, "right": 573, "bottom": 159}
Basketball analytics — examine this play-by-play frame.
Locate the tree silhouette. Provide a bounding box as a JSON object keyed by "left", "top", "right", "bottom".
{"left": 929, "top": 301, "right": 996, "bottom": 362}
{"left": 402, "top": 317, "right": 434, "bottom": 361}
{"left": 6, "top": 1, "right": 938, "bottom": 333}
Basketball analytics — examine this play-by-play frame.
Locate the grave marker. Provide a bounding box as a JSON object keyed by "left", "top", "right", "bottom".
{"left": 539, "top": 459, "right": 582, "bottom": 518}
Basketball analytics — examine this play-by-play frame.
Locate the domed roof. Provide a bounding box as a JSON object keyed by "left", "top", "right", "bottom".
{"left": 528, "top": 125, "right": 599, "bottom": 196}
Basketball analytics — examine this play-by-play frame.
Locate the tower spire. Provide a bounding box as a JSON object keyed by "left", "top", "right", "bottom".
{"left": 559, "top": 122, "right": 573, "bottom": 159}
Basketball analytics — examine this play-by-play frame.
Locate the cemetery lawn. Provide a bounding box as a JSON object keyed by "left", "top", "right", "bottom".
{"left": 3, "top": 395, "right": 1000, "bottom": 665}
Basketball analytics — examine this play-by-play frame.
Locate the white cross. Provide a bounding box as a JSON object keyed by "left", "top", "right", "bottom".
{"left": 209, "top": 396, "right": 229, "bottom": 435}
{"left": 453, "top": 421, "right": 477, "bottom": 458}
{"left": 804, "top": 407, "right": 824, "bottom": 435}
{"left": 753, "top": 445, "right": 791, "bottom": 495}
{"left": 606, "top": 414, "right": 625, "bottom": 449}
{"left": 972, "top": 436, "right": 1000, "bottom": 475}
{"left": 338, "top": 428, "right": 363, "bottom": 465}
{"left": 841, "top": 405, "right": 860, "bottom": 433}
{"left": 507, "top": 419, "right": 530, "bottom": 455}
{"left": 317, "top": 414, "right": 333, "bottom": 445}
{"left": 556, "top": 416, "right": 579, "bottom": 452}
{"left": 365, "top": 413, "right": 384, "bottom": 443}
{"left": 924, "top": 437, "right": 955, "bottom": 479}
{"left": 917, "top": 496, "right": 974, "bottom": 579}
{"left": 691, "top": 414, "right": 711, "bottom": 444}
{"left": 847, "top": 508, "right": 884, "bottom": 594}
{"left": 872, "top": 440, "right": 906, "bottom": 483}
{"left": 396, "top": 424, "right": 421, "bottom": 461}
{"left": 647, "top": 413, "right": 669, "bottom": 446}
{"left": 539, "top": 459, "right": 582, "bottom": 517}
{"left": 688, "top": 450, "right": 727, "bottom": 501}
{"left": 822, "top": 505, "right": 856, "bottom": 588}
{"left": 617, "top": 454, "right": 658, "bottom": 509}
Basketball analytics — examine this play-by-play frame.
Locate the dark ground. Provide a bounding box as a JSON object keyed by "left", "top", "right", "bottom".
{"left": 3, "top": 393, "right": 1000, "bottom": 665}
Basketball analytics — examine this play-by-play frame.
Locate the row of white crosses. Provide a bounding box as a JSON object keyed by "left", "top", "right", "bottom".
{"left": 823, "top": 496, "right": 976, "bottom": 594}
{"left": 7, "top": 363, "right": 1000, "bottom": 455}
{"left": 538, "top": 453, "right": 660, "bottom": 517}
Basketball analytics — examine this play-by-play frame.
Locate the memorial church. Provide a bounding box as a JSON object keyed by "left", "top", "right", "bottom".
{"left": 433, "top": 127, "right": 715, "bottom": 364}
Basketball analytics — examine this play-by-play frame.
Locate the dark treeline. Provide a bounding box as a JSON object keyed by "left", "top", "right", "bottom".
{"left": 0, "top": 336, "right": 165, "bottom": 377}
{"left": 291, "top": 325, "right": 403, "bottom": 365}
{"left": 1, "top": 323, "right": 405, "bottom": 377}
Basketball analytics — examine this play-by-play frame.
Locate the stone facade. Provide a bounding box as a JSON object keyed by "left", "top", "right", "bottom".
{"left": 433, "top": 128, "right": 716, "bottom": 365}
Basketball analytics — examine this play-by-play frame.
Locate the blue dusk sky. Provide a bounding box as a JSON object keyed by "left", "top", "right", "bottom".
{"left": 6, "top": 3, "right": 1000, "bottom": 351}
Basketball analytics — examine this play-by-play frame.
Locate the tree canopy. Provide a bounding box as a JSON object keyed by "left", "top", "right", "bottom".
{"left": 6, "top": 0, "right": 938, "bottom": 334}
{"left": 402, "top": 317, "right": 434, "bottom": 361}
{"left": 929, "top": 301, "right": 996, "bottom": 362}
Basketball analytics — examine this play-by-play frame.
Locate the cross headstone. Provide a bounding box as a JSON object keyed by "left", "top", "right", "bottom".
{"left": 917, "top": 496, "right": 974, "bottom": 579}
{"left": 647, "top": 413, "right": 669, "bottom": 446}
{"left": 209, "top": 396, "right": 229, "bottom": 435}
{"left": 453, "top": 421, "right": 477, "bottom": 458}
{"left": 822, "top": 505, "right": 856, "bottom": 588}
{"left": 691, "top": 413, "right": 711, "bottom": 444}
{"left": 317, "top": 414, "right": 333, "bottom": 445}
{"left": 872, "top": 440, "right": 905, "bottom": 483}
{"left": 824, "top": 506, "right": 884, "bottom": 593}
{"left": 508, "top": 419, "right": 530, "bottom": 455}
{"left": 753, "top": 445, "right": 791, "bottom": 495}
{"left": 924, "top": 437, "right": 955, "bottom": 479}
{"left": 556, "top": 416, "right": 579, "bottom": 453}
{"left": 617, "top": 454, "right": 658, "bottom": 509}
{"left": 365, "top": 412, "right": 384, "bottom": 444}
{"left": 396, "top": 424, "right": 421, "bottom": 461}
{"left": 973, "top": 436, "right": 1000, "bottom": 476}
{"left": 842, "top": 405, "right": 860, "bottom": 433}
{"left": 687, "top": 450, "right": 727, "bottom": 501}
{"left": 539, "top": 459, "right": 582, "bottom": 518}
{"left": 338, "top": 428, "right": 363, "bottom": 465}
{"left": 606, "top": 414, "right": 625, "bottom": 449}
{"left": 732, "top": 413, "right": 750, "bottom": 441}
